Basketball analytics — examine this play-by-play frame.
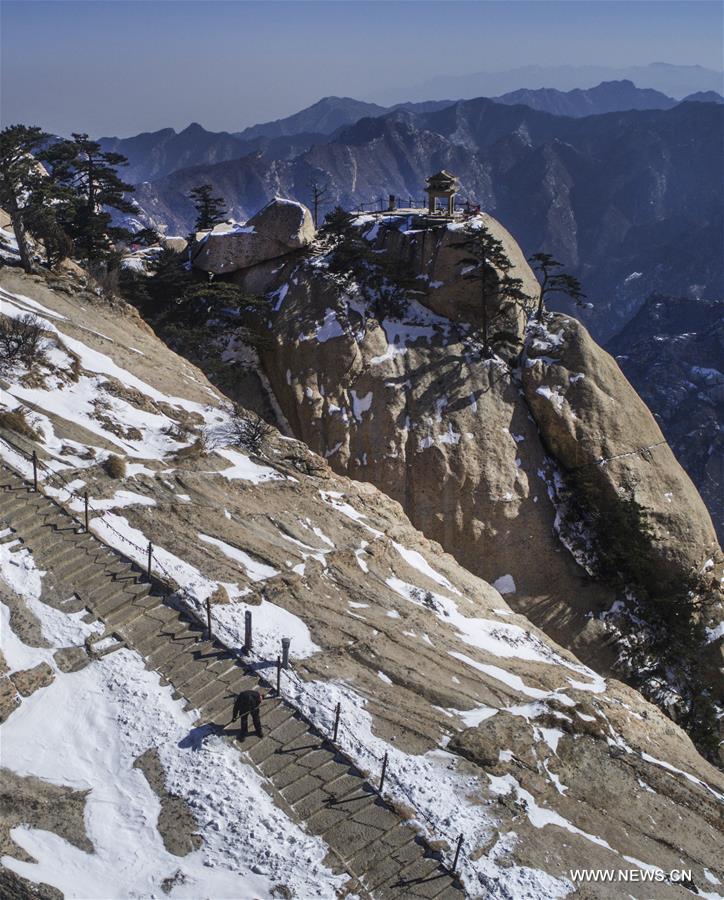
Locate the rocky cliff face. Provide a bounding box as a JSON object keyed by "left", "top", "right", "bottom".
{"left": 522, "top": 314, "right": 719, "bottom": 599}
{"left": 179, "top": 210, "right": 723, "bottom": 750}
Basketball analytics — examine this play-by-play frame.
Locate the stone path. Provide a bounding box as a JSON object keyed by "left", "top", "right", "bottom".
{"left": 0, "top": 463, "right": 465, "bottom": 899}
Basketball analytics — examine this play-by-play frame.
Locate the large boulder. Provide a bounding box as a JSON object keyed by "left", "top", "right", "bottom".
{"left": 522, "top": 313, "right": 722, "bottom": 601}
{"left": 192, "top": 198, "right": 315, "bottom": 275}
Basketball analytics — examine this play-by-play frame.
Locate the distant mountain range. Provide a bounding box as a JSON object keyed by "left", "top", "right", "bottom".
{"left": 492, "top": 79, "right": 719, "bottom": 117}
{"left": 378, "top": 62, "right": 724, "bottom": 105}
{"left": 101, "top": 80, "right": 723, "bottom": 185}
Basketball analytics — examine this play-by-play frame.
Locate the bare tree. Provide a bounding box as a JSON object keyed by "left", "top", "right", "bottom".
{"left": 308, "top": 177, "right": 328, "bottom": 229}
{"left": 223, "top": 411, "right": 274, "bottom": 455}
{"left": 0, "top": 313, "right": 44, "bottom": 370}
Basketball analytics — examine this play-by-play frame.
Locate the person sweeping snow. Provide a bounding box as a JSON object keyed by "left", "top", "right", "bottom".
{"left": 232, "top": 689, "right": 265, "bottom": 740}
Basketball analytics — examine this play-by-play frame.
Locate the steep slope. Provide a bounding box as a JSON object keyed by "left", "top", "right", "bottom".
{"left": 607, "top": 295, "right": 724, "bottom": 541}
{"left": 1, "top": 267, "right": 723, "bottom": 896}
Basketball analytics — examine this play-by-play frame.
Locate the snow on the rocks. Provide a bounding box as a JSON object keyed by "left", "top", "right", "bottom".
{"left": 213, "top": 447, "right": 283, "bottom": 483}
{"left": 493, "top": 574, "right": 517, "bottom": 595}
{"left": 277, "top": 671, "right": 572, "bottom": 897}
{"left": 198, "top": 533, "right": 279, "bottom": 582}
{"left": 90, "top": 513, "right": 218, "bottom": 601}
{"left": 0, "top": 585, "right": 343, "bottom": 899}
{"left": 318, "top": 489, "right": 368, "bottom": 522}
{"left": 349, "top": 389, "right": 373, "bottom": 422}
{"left": 212, "top": 598, "right": 321, "bottom": 663}
{"left": 391, "top": 540, "right": 460, "bottom": 594}
{"left": 303, "top": 308, "right": 345, "bottom": 343}
{"left": 68, "top": 489, "right": 157, "bottom": 513}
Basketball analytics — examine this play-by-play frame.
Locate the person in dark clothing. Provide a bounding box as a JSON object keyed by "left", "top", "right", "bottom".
{"left": 232, "top": 689, "right": 265, "bottom": 740}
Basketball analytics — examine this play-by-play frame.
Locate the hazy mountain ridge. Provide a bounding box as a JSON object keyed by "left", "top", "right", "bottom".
{"left": 381, "top": 61, "right": 724, "bottom": 105}
{"left": 493, "top": 79, "right": 678, "bottom": 117}
{"left": 101, "top": 82, "right": 723, "bottom": 186}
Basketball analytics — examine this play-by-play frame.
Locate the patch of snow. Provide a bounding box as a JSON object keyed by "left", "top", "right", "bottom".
{"left": 349, "top": 389, "right": 373, "bottom": 422}
{"left": 492, "top": 574, "right": 516, "bottom": 595}
{"left": 198, "top": 533, "right": 279, "bottom": 582}
{"left": 214, "top": 448, "right": 282, "bottom": 484}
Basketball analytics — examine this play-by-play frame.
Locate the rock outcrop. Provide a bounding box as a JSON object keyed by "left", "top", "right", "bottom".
{"left": 522, "top": 314, "right": 721, "bottom": 599}
{"left": 361, "top": 212, "right": 540, "bottom": 353}
{"left": 249, "top": 216, "right": 720, "bottom": 652}
{"left": 196, "top": 211, "right": 722, "bottom": 727}
{"left": 192, "top": 198, "right": 314, "bottom": 274}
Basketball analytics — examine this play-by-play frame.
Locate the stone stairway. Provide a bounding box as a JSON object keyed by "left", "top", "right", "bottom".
{"left": 0, "top": 463, "right": 465, "bottom": 899}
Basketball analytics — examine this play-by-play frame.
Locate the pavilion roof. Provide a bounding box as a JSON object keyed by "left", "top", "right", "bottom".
{"left": 425, "top": 170, "right": 459, "bottom": 189}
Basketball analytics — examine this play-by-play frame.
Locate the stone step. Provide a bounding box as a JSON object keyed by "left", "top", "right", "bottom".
{"left": 82, "top": 580, "right": 136, "bottom": 616}
{"left": 52, "top": 552, "right": 114, "bottom": 585}
{"left": 307, "top": 787, "right": 376, "bottom": 844}
{"left": 184, "top": 657, "right": 252, "bottom": 708}
{"left": 247, "top": 717, "right": 308, "bottom": 766}
{"left": 52, "top": 551, "right": 127, "bottom": 585}
{"left": 0, "top": 492, "right": 47, "bottom": 517}
{"left": 374, "top": 852, "right": 448, "bottom": 899}
{"left": 24, "top": 532, "right": 99, "bottom": 565}
{"left": 145, "top": 629, "right": 202, "bottom": 671}
{"left": 160, "top": 641, "right": 221, "bottom": 690}
{"left": 3, "top": 509, "right": 66, "bottom": 536}
{"left": 297, "top": 772, "right": 370, "bottom": 824}
{"left": 24, "top": 539, "right": 107, "bottom": 573}
{"left": 88, "top": 633, "right": 128, "bottom": 659}
{"left": 351, "top": 825, "right": 417, "bottom": 884}
{"left": 359, "top": 834, "right": 422, "bottom": 893}
{"left": 363, "top": 838, "right": 444, "bottom": 898}
{"left": 134, "top": 620, "right": 191, "bottom": 658}
{"left": 103, "top": 593, "right": 162, "bottom": 630}
{"left": 120, "top": 610, "right": 184, "bottom": 652}
{"left": 92, "top": 582, "right": 152, "bottom": 619}
{"left": 198, "top": 675, "right": 260, "bottom": 723}
{"left": 194, "top": 665, "right": 259, "bottom": 708}
{"left": 259, "top": 733, "right": 329, "bottom": 780}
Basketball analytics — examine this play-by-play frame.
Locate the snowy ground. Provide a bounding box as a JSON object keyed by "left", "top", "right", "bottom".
{"left": 0, "top": 550, "right": 346, "bottom": 900}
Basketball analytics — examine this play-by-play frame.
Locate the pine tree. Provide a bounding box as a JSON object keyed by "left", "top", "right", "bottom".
{"left": 529, "top": 252, "right": 587, "bottom": 321}
{"left": 321, "top": 205, "right": 354, "bottom": 239}
{"left": 40, "top": 133, "right": 135, "bottom": 261}
{"left": 453, "top": 223, "right": 531, "bottom": 356}
{"left": 188, "top": 184, "right": 227, "bottom": 233}
{"left": 0, "top": 125, "right": 49, "bottom": 272}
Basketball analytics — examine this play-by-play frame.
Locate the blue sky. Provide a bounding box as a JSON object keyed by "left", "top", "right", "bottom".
{"left": 2, "top": 0, "right": 722, "bottom": 136}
